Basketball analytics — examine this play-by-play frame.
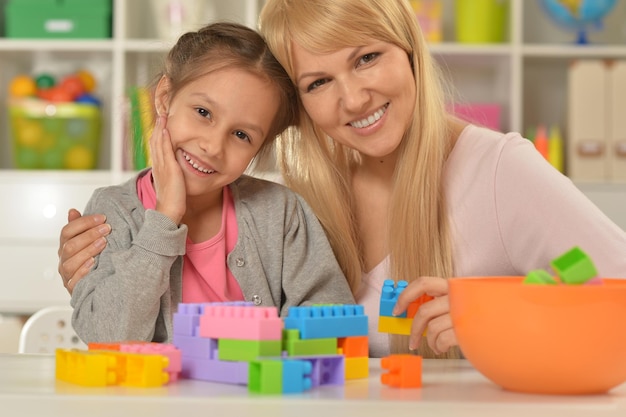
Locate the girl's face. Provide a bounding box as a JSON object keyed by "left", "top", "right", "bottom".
{"left": 292, "top": 40, "right": 416, "bottom": 160}
{"left": 160, "top": 68, "right": 280, "bottom": 197}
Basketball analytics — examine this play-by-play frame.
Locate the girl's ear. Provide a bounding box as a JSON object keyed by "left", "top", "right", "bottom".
{"left": 154, "top": 75, "right": 171, "bottom": 116}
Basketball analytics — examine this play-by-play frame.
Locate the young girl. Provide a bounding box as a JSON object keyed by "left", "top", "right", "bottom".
{"left": 69, "top": 22, "right": 354, "bottom": 344}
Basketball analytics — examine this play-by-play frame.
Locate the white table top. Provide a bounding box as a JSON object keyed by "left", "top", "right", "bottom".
{"left": 2, "top": 353, "right": 625, "bottom": 417}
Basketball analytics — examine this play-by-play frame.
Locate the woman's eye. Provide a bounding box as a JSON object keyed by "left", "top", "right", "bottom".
{"left": 307, "top": 78, "right": 327, "bottom": 92}
{"left": 234, "top": 130, "right": 251, "bottom": 143}
{"left": 196, "top": 108, "right": 212, "bottom": 119}
{"left": 358, "top": 52, "right": 379, "bottom": 66}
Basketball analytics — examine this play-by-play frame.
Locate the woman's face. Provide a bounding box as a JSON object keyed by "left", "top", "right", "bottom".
{"left": 292, "top": 40, "right": 416, "bottom": 160}
{"left": 160, "top": 68, "right": 280, "bottom": 197}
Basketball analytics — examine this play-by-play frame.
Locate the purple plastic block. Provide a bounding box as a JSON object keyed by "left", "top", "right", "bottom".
{"left": 287, "top": 354, "right": 345, "bottom": 387}
{"left": 181, "top": 356, "right": 249, "bottom": 385}
{"left": 173, "top": 333, "right": 218, "bottom": 360}
{"left": 173, "top": 303, "right": 206, "bottom": 336}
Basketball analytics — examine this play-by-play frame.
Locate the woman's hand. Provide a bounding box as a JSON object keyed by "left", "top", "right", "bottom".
{"left": 58, "top": 208, "right": 111, "bottom": 294}
{"left": 392, "top": 276, "right": 458, "bottom": 355}
{"left": 150, "top": 115, "right": 186, "bottom": 224}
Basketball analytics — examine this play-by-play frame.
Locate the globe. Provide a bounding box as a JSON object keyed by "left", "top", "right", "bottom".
{"left": 540, "top": 0, "right": 617, "bottom": 44}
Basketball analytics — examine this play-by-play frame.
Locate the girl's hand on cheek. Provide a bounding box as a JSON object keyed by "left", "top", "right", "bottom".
{"left": 150, "top": 115, "right": 186, "bottom": 224}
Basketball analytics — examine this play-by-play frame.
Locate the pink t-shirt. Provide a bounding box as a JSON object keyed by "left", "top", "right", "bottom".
{"left": 137, "top": 171, "right": 245, "bottom": 303}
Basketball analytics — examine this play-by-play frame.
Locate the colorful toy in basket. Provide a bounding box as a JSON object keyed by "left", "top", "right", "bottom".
{"left": 8, "top": 70, "right": 101, "bottom": 170}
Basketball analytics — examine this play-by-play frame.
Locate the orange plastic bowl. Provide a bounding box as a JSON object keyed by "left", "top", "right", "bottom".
{"left": 449, "top": 276, "right": 626, "bottom": 395}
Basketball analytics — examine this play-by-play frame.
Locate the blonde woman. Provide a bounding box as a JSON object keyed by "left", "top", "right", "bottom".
{"left": 58, "top": 0, "right": 626, "bottom": 357}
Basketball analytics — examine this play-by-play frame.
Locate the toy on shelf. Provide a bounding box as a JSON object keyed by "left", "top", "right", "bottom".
{"left": 526, "top": 124, "right": 564, "bottom": 173}
{"left": 8, "top": 70, "right": 102, "bottom": 170}
{"left": 523, "top": 246, "right": 602, "bottom": 285}
{"left": 540, "top": 0, "right": 617, "bottom": 45}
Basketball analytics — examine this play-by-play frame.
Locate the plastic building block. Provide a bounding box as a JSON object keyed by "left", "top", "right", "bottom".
{"left": 337, "top": 335, "right": 369, "bottom": 357}
{"left": 284, "top": 304, "right": 368, "bottom": 339}
{"left": 380, "top": 279, "right": 408, "bottom": 317}
{"left": 248, "top": 359, "right": 313, "bottom": 394}
{"left": 381, "top": 354, "right": 422, "bottom": 388}
{"left": 181, "top": 355, "right": 249, "bottom": 385}
{"left": 282, "top": 329, "right": 337, "bottom": 356}
{"left": 173, "top": 333, "right": 219, "bottom": 360}
{"left": 56, "top": 349, "right": 119, "bottom": 386}
{"left": 345, "top": 356, "right": 369, "bottom": 379}
{"left": 248, "top": 359, "right": 283, "bottom": 394}
{"left": 378, "top": 316, "right": 413, "bottom": 335}
{"left": 199, "top": 304, "right": 283, "bottom": 341}
{"left": 406, "top": 294, "right": 434, "bottom": 318}
{"left": 524, "top": 269, "right": 558, "bottom": 285}
{"left": 56, "top": 349, "right": 170, "bottom": 387}
{"left": 217, "top": 338, "right": 282, "bottom": 362}
{"left": 118, "top": 343, "right": 182, "bottom": 382}
{"left": 285, "top": 354, "right": 345, "bottom": 387}
{"left": 551, "top": 246, "right": 598, "bottom": 284}
{"left": 173, "top": 303, "right": 205, "bottom": 336}
{"left": 114, "top": 352, "right": 170, "bottom": 387}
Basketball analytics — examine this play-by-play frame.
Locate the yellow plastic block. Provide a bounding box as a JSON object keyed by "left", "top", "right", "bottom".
{"left": 378, "top": 316, "right": 412, "bottom": 335}
{"left": 345, "top": 357, "right": 369, "bottom": 380}
{"left": 56, "top": 349, "right": 119, "bottom": 386}
{"left": 106, "top": 351, "right": 170, "bottom": 387}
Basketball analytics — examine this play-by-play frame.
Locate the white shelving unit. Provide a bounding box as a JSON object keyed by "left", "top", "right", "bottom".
{"left": 0, "top": 0, "right": 624, "bottom": 313}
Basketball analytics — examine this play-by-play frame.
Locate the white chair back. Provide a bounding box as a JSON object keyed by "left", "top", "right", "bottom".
{"left": 18, "top": 305, "right": 86, "bottom": 354}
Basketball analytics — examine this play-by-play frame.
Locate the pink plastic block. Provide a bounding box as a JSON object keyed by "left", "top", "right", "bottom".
{"left": 173, "top": 333, "right": 218, "bottom": 360}
{"left": 181, "top": 356, "right": 249, "bottom": 385}
{"left": 199, "top": 305, "right": 283, "bottom": 340}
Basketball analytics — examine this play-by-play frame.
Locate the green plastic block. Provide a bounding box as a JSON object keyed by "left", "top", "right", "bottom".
{"left": 550, "top": 246, "right": 598, "bottom": 285}
{"left": 249, "top": 360, "right": 282, "bottom": 394}
{"left": 217, "top": 339, "right": 282, "bottom": 362}
{"left": 523, "top": 269, "right": 558, "bottom": 285}
{"left": 282, "top": 329, "right": 337, "bottom": 356}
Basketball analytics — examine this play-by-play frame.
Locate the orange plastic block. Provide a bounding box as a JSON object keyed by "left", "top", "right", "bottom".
{"left": 406, "top": 294, "right": 434, "bottom": 318}
{"left": 345, "top": 356, "right": 369, "bottom": 380}
{"left": 381, "top": 354, "right": 422, "bottom": 388}
{"left": 337, "top": 335, "right": 368, "bottom": 357}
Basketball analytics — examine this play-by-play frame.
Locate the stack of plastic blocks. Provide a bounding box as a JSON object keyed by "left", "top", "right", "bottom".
{"left": 173, "top": 301, "right": 348, "bottom": 394}
{"left": 283, "top": 304, "right": 369, "bottom": 379}
{"left": 55, "top": 342, "right": 176, "bottom": 387}
{"left": 378, "top": 279, "right": 433, "bottom": 335}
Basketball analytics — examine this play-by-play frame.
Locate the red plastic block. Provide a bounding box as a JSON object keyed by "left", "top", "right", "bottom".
{"left": 381, "top": 354, "right": 422, "bottom": 388}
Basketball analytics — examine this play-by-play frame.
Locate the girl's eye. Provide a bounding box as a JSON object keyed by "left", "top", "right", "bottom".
{"left": 234, "top": 130, "right": 251, "bottom": 143}
{"left": 358, "top": 52, "right": 379, "bottom": 66}
{"left": 307, "top": 78, "right": 328, "bottom": 92}
{"left": 196, "top": 108, "right": 212, "bottom": 119}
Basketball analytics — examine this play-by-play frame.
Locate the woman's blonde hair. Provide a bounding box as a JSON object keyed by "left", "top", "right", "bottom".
{"left": 260, "top": 0, "right": 459, "bottom": 358}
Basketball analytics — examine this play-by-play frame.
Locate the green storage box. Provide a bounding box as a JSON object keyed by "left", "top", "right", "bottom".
{"left": 5, "top": 0, "right": 111, "bottom": 39}
{"left": 9, "top": 98, "right": 101, "bottom": 170}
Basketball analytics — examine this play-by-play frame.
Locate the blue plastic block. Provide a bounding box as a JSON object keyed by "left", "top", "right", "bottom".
{"left": 282, "top": 360, "right": 313, "bottom": 393}
{"left": 379, "top": 279, "right": 408, "bottom": 318}
{"left": 284, "top": 304, "right": 368, "bottom": 339}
